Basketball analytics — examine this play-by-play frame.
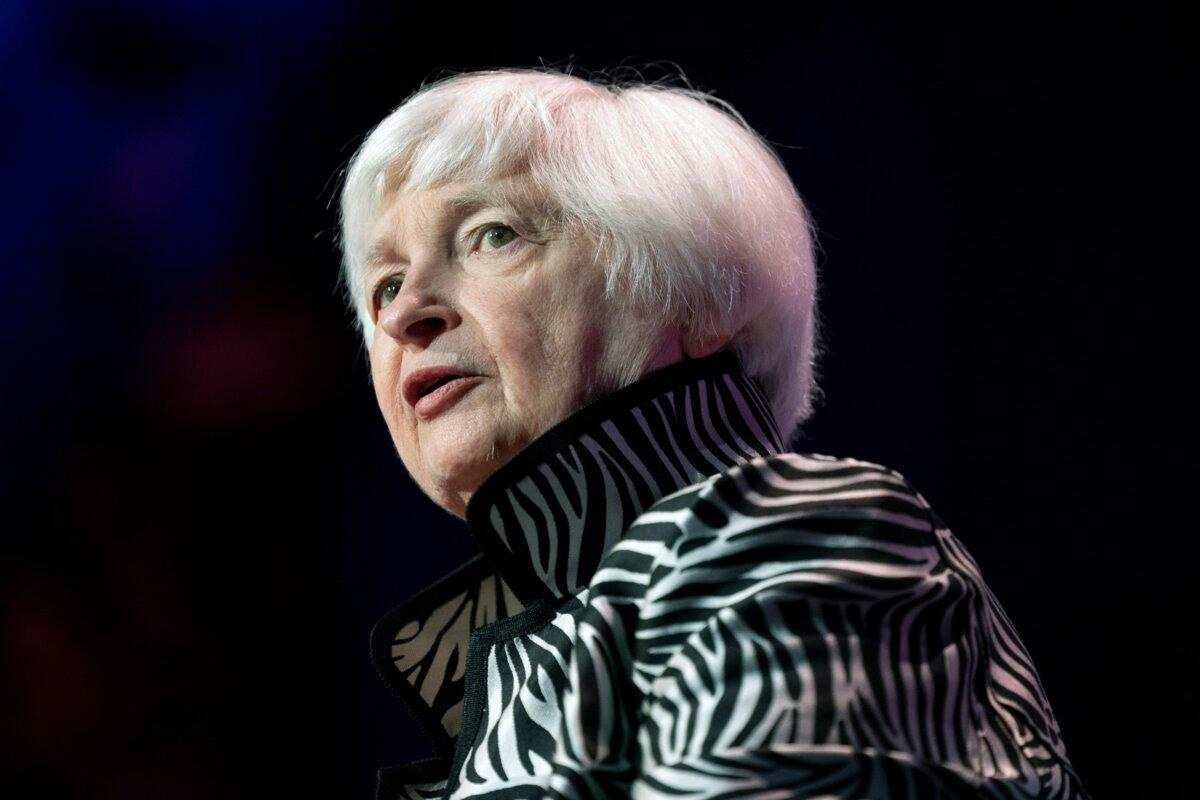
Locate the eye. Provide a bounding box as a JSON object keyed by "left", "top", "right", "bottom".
{"left": 474, "top": 224, "right": 519, "bottom": 252}
{"left": 372, "top": 274, "right": 403, "bottom": 315}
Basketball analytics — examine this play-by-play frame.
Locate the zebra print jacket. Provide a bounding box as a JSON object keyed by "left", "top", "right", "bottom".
{"left": 370, "top": 352, "right": 1088, "bottom": 799}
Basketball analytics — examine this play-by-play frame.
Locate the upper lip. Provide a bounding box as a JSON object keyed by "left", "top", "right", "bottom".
{"left": 402, "top": 365, "right": 480, "bottom": 409}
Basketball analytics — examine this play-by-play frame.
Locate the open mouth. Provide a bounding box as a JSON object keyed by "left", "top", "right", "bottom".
{"left": 418, "top": 375, "right": 461, "bottom": 398}
{"left": 410, "top": 373, "right": 483, "bottom": 419}
{"left": 403, "top": 367, "right": 483, "bottom": 416}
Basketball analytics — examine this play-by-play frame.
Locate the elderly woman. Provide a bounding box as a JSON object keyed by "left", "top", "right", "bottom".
{"left": 339, "top": 69, "right": 1087, "bottom": 800}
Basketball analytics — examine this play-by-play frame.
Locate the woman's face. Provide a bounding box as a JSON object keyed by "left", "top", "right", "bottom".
{"left": 365, "top": 176, "right": 683, "bottom": 517}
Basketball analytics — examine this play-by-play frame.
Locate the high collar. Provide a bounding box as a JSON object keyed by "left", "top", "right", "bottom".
{"left": 464, "top": 350, "right": 786, "bottom": 604}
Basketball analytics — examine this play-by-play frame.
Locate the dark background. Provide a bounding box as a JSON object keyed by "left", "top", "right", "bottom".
{"left": 1, "top": 3, "right": 1191, "bottom": 798}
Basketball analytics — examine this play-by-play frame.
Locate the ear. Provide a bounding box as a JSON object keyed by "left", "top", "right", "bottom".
{"left": 682, "top": 332, "right": 730, "bottom": 359}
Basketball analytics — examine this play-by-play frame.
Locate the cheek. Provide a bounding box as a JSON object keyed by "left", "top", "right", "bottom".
{"left": 471, "top": 283, "right": 549, "bottom": 379}
{"left": 370, "top": 350, "right": 408, "bottom": 435}
{"left": 465, "top": 263, "right": 610, "bottom": 430}
{"left": 514, "top": 302, "right": 606, "bottom": 414}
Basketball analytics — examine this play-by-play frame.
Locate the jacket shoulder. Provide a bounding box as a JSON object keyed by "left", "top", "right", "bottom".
{"left": 628, "top": 451, "right": 941, "bottom": 553}
{"left": 610, "top": 455, "right": 1086, "bottom": 798}
{"left": 591, "top": 452, "right": 948, "bottom": 610}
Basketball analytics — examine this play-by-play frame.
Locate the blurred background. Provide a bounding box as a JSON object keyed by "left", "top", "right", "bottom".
{"left": 1, "top": 2, "right": 1191, "bottom": 797}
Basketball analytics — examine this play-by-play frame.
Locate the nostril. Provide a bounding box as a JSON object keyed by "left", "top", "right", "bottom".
{"left": 406, "top": 317, "right": 446, "bottom": 340}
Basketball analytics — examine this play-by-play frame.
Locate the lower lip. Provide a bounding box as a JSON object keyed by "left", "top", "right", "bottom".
{"left": 413, "top": 376, "right": 484, "bottom": 420}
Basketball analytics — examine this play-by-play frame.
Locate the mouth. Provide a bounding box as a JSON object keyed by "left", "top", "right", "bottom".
{"left": 403, "top": 366, "right": 484, "bottom": 419}
{"left": 419, "top": 375, "right": 459, "bottom": 398}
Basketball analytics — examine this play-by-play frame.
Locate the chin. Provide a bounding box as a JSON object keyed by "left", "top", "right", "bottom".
{"left": 408, "top": 418, "right": 530, "bottom": 509}
{"left": 436, "top": 416, "right": 527, "bottom": 467}
{"left": 419, "top": 448, "right": 498, "bottom": 505}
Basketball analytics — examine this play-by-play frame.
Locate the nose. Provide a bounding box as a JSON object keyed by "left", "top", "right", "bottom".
{"left": 376, "top": 282, "right": 462, "bottom": 350}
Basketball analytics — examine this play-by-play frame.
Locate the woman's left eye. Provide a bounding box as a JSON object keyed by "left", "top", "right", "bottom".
{"left": 475, "top": 225, "right": 519, "bottom": 252}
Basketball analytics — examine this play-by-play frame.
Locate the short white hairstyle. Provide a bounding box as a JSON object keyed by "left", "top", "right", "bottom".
{"left": 338, "top": 68, "right": 823, "bottom": 439}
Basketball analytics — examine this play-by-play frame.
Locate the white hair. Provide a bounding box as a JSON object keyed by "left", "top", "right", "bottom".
{"left": 338, "top": 68, "right": 823, "bottom": 440}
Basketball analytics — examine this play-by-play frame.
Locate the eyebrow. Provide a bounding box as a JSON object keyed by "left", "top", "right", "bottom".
{"left": 446, "top": 185, "right": 516, "bottom": 212}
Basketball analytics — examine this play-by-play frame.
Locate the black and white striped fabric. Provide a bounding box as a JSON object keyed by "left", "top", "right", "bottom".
{"left": 370, "top": 352, "right": 1088, "bottom": 799}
